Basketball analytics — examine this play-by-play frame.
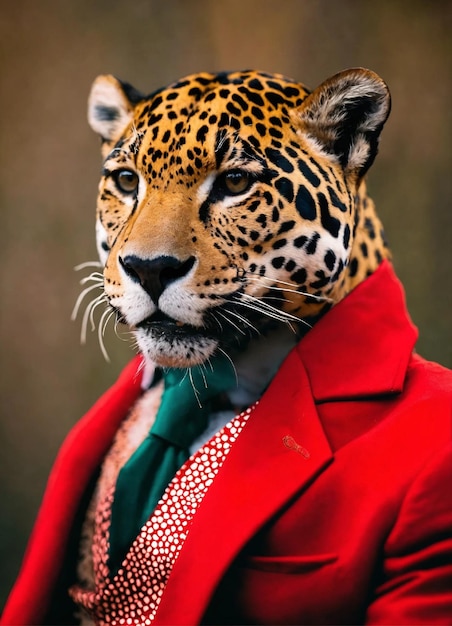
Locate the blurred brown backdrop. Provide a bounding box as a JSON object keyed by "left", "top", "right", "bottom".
{"left": 1, "top": 0, "right": 451, "bottom": 607}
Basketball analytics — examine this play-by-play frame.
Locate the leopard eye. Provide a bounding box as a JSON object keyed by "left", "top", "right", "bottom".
{"left": 223, "top": 170, "right": 252, "bottom": 195}
{"left": 112, "top": 169, "right": 139, "bottom": 194}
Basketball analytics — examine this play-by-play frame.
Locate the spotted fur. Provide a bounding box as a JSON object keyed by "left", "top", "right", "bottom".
{"left": 88, "top": 68, "right": 391, "bottom": 368}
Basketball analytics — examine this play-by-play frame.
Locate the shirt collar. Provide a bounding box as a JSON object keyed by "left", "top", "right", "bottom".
{"left": 296, "top": 260, "right": 418, "bottom": 402}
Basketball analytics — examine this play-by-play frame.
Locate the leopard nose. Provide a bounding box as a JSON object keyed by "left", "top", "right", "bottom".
{"left": 119, "top": 254, "right": 196, "bottom": 304}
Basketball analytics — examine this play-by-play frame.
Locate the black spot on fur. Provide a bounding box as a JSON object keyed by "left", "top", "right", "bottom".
{"left": 295, "top": 185, "right": 317, "bottom": 221}
{"left": 199, "top": 199, "right": 210, "bottom": 224}
{"left": 271, "top": 257, "right": 285, "bottom": 269}
{"left": 196, "top": 125, "right": 209, "bottom": 143}
{"left": 218, "top": 113, "right": 230, "bottom": 128}
{"left": 324, "top": 250, "right": 336, "bottom": 271}
{"left": 364, "top": 217, "right": 376, "bottom": 239}
{"left": 232, "top": 93, "right": 249, "bottom": 111}
{"left": 272, "top": 238, "right": 287, "bottom": 250}
{"left": 238, "top": 87, "right": 264, "bottom": 106}
{"left": 275, "top": 177, "right": 294, "bottom": 203}
{"left": 148, "top": 94, "right": 163, "bottom": 112}
{"left": 251, "top": 106, "right": 265, "bottom": 120}
{"left": 310, "top": 271, "right": 330, "bottom": 289}
{"left": 265, "top": 91, "right": 285, "bottom": 107}
{"left": 226, "top": 102, "right": 242, "bottom": 117}
{"left": 291, "top": 268, "right": 307, "bottom": 284}
{"left": 297, "top": 159, "right": 321, "bottom": 187}
{"left": 269, "top": 116, "right": 283, "bottom": 128}
{"left": 248, "top": 78, "right": 264, "bottom": 91}
{"left": 248, "top": 200, "right": 260, "bottom": 213}
{"left": 294, "top": 235, "right": 308, "bottom": 248}
{"left": 188, "top": 87, "right": 203, "bottom": 98}
{"left": 328, "top": 186, "right": 347, "bottom": 213}
{"left": 318, "top": 192, "right": 340, "bottom": 238}
{"left": 277, "top": 220, "right": 295, "bottom": 235}
{"left": 265, "top": 148, "right": 294, "bottom": 173}
{"left": 343, "top": 224, "right": 351, "bottom": 249}
{"left": 349, "top": 257, "right": 359, "bottom": 277}
{"left": 306, "top": 233, "right": 320, "bottom": 255}
{"left": 256, "top": 214, "right": 267, "bottom": 228}
{"left": 214, "top": 132, "right": 230, "bottom": 169}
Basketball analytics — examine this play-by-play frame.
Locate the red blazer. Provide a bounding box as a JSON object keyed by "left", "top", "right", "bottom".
{"left": 2, "top": 261, "right": 452, "bottom": 625}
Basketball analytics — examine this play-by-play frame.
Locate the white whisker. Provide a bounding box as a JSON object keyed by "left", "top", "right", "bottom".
{"left": 219, "top": 308, "right": 260, "bottom": 334}
{"left": 80, "top": 293, "right": 105, "bottom": 343}
{"left": 179, "top": 368, "right": 190, "bottom": 385}
{"left": 217, "top": 347, "right": 238, "bottom": 387}
{"left": 74, "top": 261, "right": 102, "bottom": 271}
{"left": 136, "top": 357, "right": 146, "bottom": 378}
{"left": 260, "top": 294, "right": 293, "bottom": 304}
{"left": 72, "top": 259, "right": 134, "bottom": 360}
{"left": 113, "top": 315, "right": 132, "bottom": 342}
{"left": 71, "top": 282, "right": 103, "bottom": 321}
{"left": 235, "top": 292, "right": 312, "bottom": 328}
{"left": 89, "top": 294, "right": 108, "bottom": 333}
{"left": 246, "top": 275, "right": 333, "bottom": 302}
{"left": 216, "top": 310, "right": 247, "bottom": 336}
{"left": 188, "top": 368, "right": 202, "bottom": 408}
{"left": 234, "top": 298, "right": 290, "bottom": 324}
{"left": 197, "top": 363, "right": 208, "bottom": 389}
{"left": 209, "top": 311, "right": 224, "bottom": 333}
{"left": 102, "top": 309, "right": 116, "bottom": 338}
{"left": 226, "top": 308, "right": 260, "bottom": 334}
{"left": 80, "top": 272, "right": 104, "bottom": 285}
{"left": 97, "top": 308, "right": 112, "bottom": 362}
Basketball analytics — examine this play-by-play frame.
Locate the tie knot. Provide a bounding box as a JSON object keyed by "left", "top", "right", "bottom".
{"left": 151, "top": 354, "right": 237, "bottom": 449}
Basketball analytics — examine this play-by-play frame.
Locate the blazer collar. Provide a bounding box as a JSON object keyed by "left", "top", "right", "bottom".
{"left": 297, "top": 261, "right": 418, "bottom": 402}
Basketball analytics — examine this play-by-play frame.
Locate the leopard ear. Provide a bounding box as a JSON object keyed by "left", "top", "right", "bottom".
{"left": 88, "top": 75, "right": 144, "bottom": 142}
{"left": 296, "top": 68, "right": 391, "bottom": 176}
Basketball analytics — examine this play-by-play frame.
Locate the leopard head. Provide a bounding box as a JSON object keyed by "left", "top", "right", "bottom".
{"left": 87, "top": 68, "right": 390, "bottom": 368}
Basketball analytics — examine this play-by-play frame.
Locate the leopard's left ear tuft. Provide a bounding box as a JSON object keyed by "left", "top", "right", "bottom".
{"left": 296, "top": 68, "right": 391, "bottom": 176}
{"left": 88, "top": 75, "right": 144, "bottom": 143}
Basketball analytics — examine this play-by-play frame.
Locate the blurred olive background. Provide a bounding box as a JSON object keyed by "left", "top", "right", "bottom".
{"left": 1, "top": 0, "right": 451, "bottom": 607}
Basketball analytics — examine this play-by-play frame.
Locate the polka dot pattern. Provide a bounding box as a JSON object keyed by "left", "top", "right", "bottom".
{"left": 69, "top": 405, "right": 254, "bottom": 625}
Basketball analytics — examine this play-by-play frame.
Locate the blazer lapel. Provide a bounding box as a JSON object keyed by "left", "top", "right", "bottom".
{"left": 154, "top": 347, "right": 333, "bottom": 625}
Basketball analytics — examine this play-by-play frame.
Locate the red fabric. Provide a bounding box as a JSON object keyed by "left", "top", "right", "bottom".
{"left": 2, "top": 261, "right": 452, "bottom": 625}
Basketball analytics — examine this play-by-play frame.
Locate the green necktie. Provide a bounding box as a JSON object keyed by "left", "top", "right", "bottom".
{"left": 108, "top": 354, "right": 237, "bottom": 573}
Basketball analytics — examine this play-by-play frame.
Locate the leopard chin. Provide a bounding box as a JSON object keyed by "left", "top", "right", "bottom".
{"left": 134, "top": 323, "right": 219, "bottom": 368}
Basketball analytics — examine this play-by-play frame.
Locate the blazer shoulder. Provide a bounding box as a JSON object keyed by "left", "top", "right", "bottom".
{"left": 402, "top": 353, "right": 452, "bottom": 441}
{"left": 408, "top": 353, "right": 452, "bottom": 397}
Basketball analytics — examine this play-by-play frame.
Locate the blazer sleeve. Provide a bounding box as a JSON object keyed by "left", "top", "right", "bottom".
{"left": 365, "top": 441, "right": 452, "bottom": 625}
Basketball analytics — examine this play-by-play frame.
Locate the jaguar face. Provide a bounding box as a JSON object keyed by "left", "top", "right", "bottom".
{"left": 88, "top": 69, "right": 390, "bottom": 368}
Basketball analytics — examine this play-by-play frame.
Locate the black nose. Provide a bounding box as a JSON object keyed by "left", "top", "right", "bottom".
{"left": 119, "top": 254, "right": 196, "bottom": 304}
